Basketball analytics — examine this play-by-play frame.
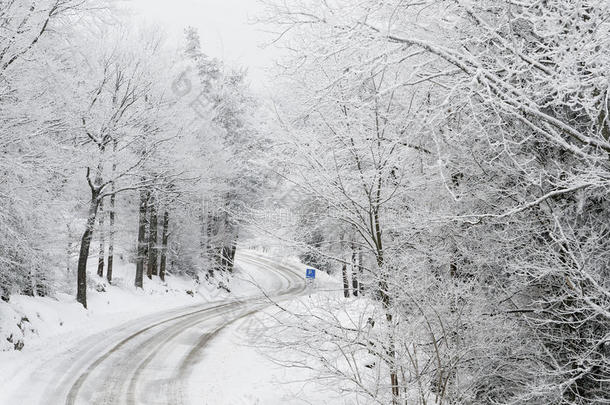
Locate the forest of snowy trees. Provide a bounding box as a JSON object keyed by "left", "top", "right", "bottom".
{"left": 1, "top": 0, "right": 609, "bottom": 404}
{"left": 0, "top": 1, "right": 267, "bottom": 307}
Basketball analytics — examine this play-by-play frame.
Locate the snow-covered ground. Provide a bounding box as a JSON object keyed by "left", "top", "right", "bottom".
{"left": 190, "top": 256, "right": 370, "bottom": 405}
{"left": 1, "top": 256, "right": 226, "bottom": 352}
{"left": 0, "top": 250, "right": 359, "bottom": 404}
{"left": 0, "top": 250, "right": 293, "bottom": 352}
{"left": 190, "top": 303, "right": 355, "bottom": 405}
{"left": 0, "top": 252, "right": 267, "bottom": 394}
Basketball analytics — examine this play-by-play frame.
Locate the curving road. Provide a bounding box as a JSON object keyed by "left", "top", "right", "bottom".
{"left": 7, "top": 252, "right": 304, "bottom": 405}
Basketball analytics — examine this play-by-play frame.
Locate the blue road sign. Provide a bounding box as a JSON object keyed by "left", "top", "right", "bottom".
{"left": 306, "top": 268, "right": 316, "bottom": 279}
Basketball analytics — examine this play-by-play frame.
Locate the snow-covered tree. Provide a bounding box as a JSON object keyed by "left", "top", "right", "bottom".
{"left": 264, "top": 0, "right": 610, "bottom": 403}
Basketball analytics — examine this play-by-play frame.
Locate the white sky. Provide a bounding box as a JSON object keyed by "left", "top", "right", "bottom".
{"left": 129, "top": 0, "right": 280, "bottom": 91}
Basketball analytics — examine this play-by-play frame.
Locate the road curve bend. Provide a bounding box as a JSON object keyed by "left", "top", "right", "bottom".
{"left": 6, "top": 252, "right": 304, "bottom": 405}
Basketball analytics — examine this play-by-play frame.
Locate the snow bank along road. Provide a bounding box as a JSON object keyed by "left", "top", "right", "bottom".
{"left": 4, "top": 252, "right": 305, "bottom": 405}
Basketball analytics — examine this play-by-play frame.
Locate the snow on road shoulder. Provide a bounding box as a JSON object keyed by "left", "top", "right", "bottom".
{"left": 0, "top": 262, "right": 203, "bottom": 352}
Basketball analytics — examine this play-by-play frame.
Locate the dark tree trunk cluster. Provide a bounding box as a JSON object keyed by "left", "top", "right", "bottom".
{"left": 76, "top": 176, "right": 175, "bottom": 306}
{"left": 340, "top": 242, "right": 365, "bottom": 299}
{"left": 134, "top": 189, "right": 172, "bottom": 288}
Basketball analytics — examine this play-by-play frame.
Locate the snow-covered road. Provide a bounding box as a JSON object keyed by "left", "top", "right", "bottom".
{"left": 3, "top": 252, "right": 305, "bottom": 405}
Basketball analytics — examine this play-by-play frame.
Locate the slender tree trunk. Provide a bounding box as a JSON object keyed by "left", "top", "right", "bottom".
{"left": 66, "top": 224, "right": 74, "bottom": 276}
{"left": 216, "top": 245, "right": 224, "bottom": 272}
{"left": 450, "top": 258, "right": 458, "bottom": 277}
{"left": 77, "top": 192, "right": 100, "bottom": 308}
{"left": 206, "top": 214, "right": 215, "bottom": 277}
{"left": 106, "top": 141, "right": 117, "bottom": 283}
{"left": 135, "top": 190, "right": 148, "bottom": 288}
{"left": 106, "top": 191, "right": 116, "bottom": 283}
{"left": 450, "top": 173, "right": 461, "bottom": 278}
{"left": 351, "top": 242, "right": 359, "bottom": 297}
{"left": 379, "top": 276, "right": 400, "bottom": 403}
{"left": 77, "top": 163, "right": 104, "bottom": 309}
{"left": 358, "top": 248, "right": 364, "bottom": 295}
{"left": 96, "top": 197, "right": 105, "bottom": 278}
{"left": 147, "top": 195, "right": 158, "bottom": 278}
{"left": 372, "top": 200, "right": 399, "bottom": 404}
{"left": 220, "top": 246, "right": 228, "bottom": 271}
{"left": 342, "top": 261, "right": 350, "bottom": 298}
{"left": 159, "top": 210, "right": 169, "bottom": 282}
{"left": 227, "top": 236, "right": 237, "bottom": 272}
{"left": 66, "top": 241, "right": 72, "bottom": 275}
{"left": 378, "top": 255, "right": 399, "bottom": 404}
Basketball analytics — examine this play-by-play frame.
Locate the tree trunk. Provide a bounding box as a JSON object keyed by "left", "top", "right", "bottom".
{"left": 106, "top": 191, "right": 116, "bottom": 283}
{"left": 147, "top": 195, "right": 158, "bottom": 278}
{"left": 159, "top": 210, "right": 169, "bottom": 282}
{"left": 106, "top": 142, "right": 117, "bottom": 284}
{"left": 390, "top": 367, "right": 400, "bottom": 404}
{"left": 351, "top": 242, "right": 359, "bottom": 297}
{"left": 341, "top": 261, "right": 350, "bottom": 298}
{"left": 372, "top": 200, "right": 399, "bottom": 404}
{"left": 96, "top": 197, "right": 105, "bottom": 278}
{"left": 76, "top": 193, "right": 100, "bottom": 308}
{"left": 220, "top": 246, "right": 228, "bottom": 271}
{"left": 135, "top": 189, "right": 148, "bottom": 288}
{"left": 358, "top": 248, "right": 364, "bottom": 295}
{"left": 206, "top": 214, "right": 215, "bottom": 277}
{"left": 449, "top": 173, "right": 461, "bottom": 279}
{"left": 216, "top": 246, "right": 225, "bottom": 273}
{"left": 449, "top": 259, "right": 458, "bottom": 277}
{"left": 378, "top": 270, "right": 400, "bottom": 404}
{"left": 227, "top": 236, "right": 237, "bottom": 272}
{"left": 66, "top": 224, "right": 74, "bottom": 277}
